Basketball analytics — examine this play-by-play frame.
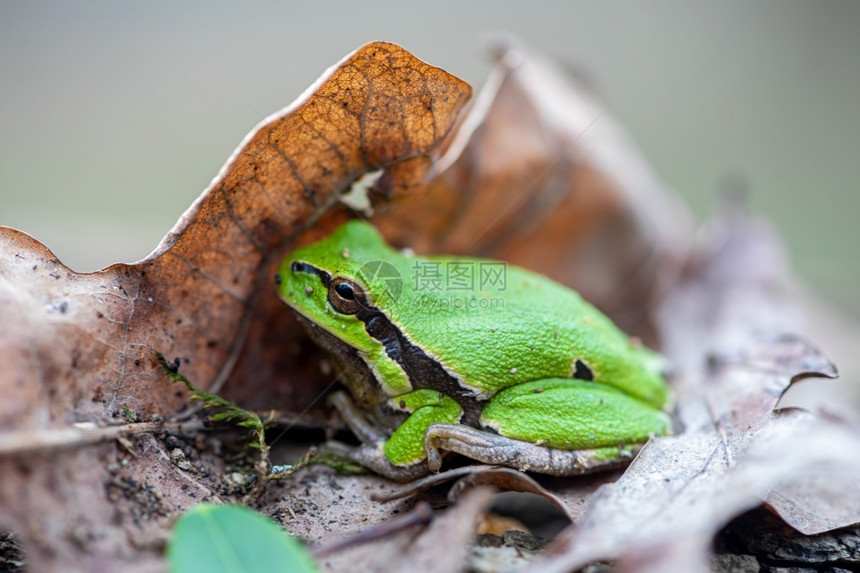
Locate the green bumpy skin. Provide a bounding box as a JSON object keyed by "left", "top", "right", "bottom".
{"left": 277, "top": 220, "right": 672, "bottom": 469}
{"left": 479, "top": 379, "right": 671, "bottom": 451}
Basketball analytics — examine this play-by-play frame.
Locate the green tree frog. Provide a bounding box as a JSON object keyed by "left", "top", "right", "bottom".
{"left": 277, "top": 220, "right": 672, "bottom": 481}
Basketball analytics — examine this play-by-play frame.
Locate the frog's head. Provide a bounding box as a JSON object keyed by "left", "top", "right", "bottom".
{"left": 276, "top": 220, "right": 403, "bottom": 354}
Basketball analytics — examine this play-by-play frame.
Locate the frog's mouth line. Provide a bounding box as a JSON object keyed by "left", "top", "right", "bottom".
{"left": 290, "top": 260, "right": 484, "bottom": 427}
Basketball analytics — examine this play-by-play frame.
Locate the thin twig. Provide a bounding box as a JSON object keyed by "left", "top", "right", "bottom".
{"left": 0, "top": 419, "right": 205, "bottom": 457}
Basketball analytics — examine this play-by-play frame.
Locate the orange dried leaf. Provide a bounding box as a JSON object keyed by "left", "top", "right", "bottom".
{"left": 0, "top": 41, "right": 470, "bottom": 429}
{"left": 0, "top": 42, "right": 470, "bottom": 571}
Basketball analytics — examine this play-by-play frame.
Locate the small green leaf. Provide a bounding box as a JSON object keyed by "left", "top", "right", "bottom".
{"left": 167, "top": 504, "right": 318, "bottom": 573}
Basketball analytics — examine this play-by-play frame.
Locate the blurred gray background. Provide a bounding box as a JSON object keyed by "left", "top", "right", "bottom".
{"left": 1, "top": 0, "right": 858, "bottom": 318}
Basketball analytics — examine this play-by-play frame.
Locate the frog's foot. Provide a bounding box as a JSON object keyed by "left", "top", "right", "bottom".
{"left": 322, "top": 440, "right": 430, "bottom": 482}
{"left": 423, "top": 423, "right": 641, "bottom": 476}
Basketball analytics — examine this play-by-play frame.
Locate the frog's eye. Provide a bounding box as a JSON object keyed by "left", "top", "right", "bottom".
{"left": 328, "top": 277, "right": 364, "bottom": 315}
{"left": 335, "top": 282, "right": 355, "bottom": 300}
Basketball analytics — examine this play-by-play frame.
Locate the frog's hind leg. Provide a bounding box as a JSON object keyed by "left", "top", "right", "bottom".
{"left": 424, "top": 378, "right": 672, "bottom": 476}
{"left": 423, "top": 423, "right": 641, "bottom": 475}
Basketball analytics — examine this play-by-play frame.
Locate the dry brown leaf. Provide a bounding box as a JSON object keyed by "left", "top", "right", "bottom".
{"left": 525, "top": 204, "right": 860, "bottom": 573}
{"left": 373, "top": 37, "right": 693, "bottom": 341}
{"left": 0, "top": 41, "right": 470, "bottom": 427}
{"left": 0, "top": 42, "right": 470, "bottom": 571}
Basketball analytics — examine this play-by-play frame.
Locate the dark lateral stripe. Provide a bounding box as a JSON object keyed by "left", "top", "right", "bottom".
{"left": 291, "top": 261, "right": 332, "bottom": 287}
{"left": 356, "top": 306, "right": 482, "bottom": 426}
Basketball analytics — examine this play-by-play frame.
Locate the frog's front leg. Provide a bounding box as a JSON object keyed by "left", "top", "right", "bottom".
{"left": 328, "top": 391, "right": 387, "bottom": 443}
{"left": 325, "top": 389, "right": 462, "bottom": 482}
{"left": 322, "top": 440, "right": 430, "bottom": 482}
{"left": 425, "top": 378, "right": 672, "bottom": 476}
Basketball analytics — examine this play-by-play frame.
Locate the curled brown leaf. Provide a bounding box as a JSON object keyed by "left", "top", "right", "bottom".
{"left": 373, "top": 38, "right": 693, "bottom": 341}
{"left": 0, "top": 42, "right": 470, "bottom": 572}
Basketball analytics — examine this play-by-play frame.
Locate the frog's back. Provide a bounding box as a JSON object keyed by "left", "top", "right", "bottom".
{"left": 387, "top": 254, "right": 668, "bottom": 408}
